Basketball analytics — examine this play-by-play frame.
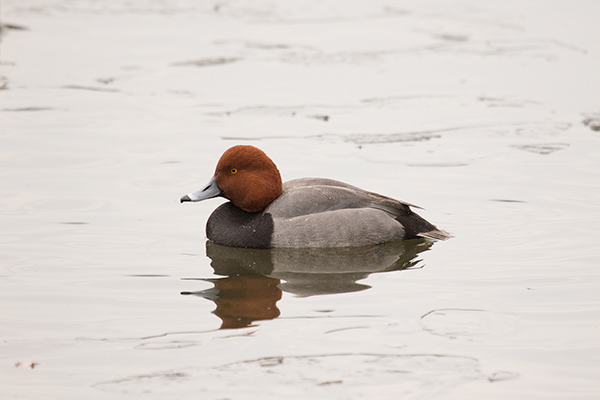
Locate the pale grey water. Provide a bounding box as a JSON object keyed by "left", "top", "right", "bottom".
{"left": 1, "top": 1, "right": 600, "bottom": 399}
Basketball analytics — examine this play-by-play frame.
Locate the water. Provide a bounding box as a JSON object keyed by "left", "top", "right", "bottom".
{"left": 1, "top": 1, "right": 599, "bottom": 398}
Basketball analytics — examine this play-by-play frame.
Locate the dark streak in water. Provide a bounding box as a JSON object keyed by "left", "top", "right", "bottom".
{"left": 361, "top": 94, "right": 459, "bottom": 103}
{"left": 490, "top": 199, "right": 526, "bottom": 203}
{"left": 1, "top": 23, "right": 29, "bottom": 30}
{"left": 223, "top": 121, "right": 557, "bottom": 145}
{"left": 307, "top": 114, "right": 330, "bottom": 121}
{"left": 215, "top": 352, "right": 480, "bottom": 369}
{"left": 341, "top": 131, "right": 441, "bottom": 144}
{"left": 62, "top": 85, "right": 119, "bottom": 93}
{"left": 3, "top": 107, "right": 56, "bottom": 112}
{"left": 583, "top": 114, "right": 600, "bottom": 131}
{"left": 407, "top": 162, "right": 468, "bottom": 167}
{"left": 318, "top": 380, "right": 344, "bottom": 386}
{"left": 171, "top": 57, "right": 241, "bottom": 67}
{"left": 511, "top": 143, "right": 569, "bottom": 155}
{"left": 222, "top": 130, "right": 443, "bottom": 144}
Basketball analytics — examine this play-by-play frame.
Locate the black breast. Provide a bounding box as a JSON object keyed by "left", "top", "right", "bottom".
{"left": 206, "top": 202, "right": 274, "bottom": 249}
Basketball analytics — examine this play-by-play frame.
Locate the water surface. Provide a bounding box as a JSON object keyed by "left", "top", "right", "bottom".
{"left": 1, "top": 1, "right": 599, "bottom": 399}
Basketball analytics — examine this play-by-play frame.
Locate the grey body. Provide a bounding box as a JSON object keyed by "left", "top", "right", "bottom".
{"left": 267, "top": 178, "right": 406, "bottom": 247}
{"left": 206, "top": 178, "right": 447, "bottom": 248}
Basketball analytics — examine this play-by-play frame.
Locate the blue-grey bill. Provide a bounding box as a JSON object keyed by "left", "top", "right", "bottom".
{"left": 180, "top": 176, "right": 222, "bottom": 203}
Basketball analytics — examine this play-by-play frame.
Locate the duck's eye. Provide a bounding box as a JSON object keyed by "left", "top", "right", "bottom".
{"left": 230, "top": 168, "right": 238, "bottom": 174}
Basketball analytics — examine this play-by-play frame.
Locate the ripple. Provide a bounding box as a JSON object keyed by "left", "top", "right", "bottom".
{"left": 421, "top": 309, "right": 515, "bottom": 341}
{"left": 511, "top": 142, "right": 570, "bottom": 155}
{"left": 96, "top": 353, "right": 486, "bottom": 396}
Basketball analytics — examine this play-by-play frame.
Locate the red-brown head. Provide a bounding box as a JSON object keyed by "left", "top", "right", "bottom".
{"left": 181, "top": 145, "right": 283, "bottom": 212}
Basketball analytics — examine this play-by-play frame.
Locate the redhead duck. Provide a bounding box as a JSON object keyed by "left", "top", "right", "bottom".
{"left": 181, "top": 145, "right": 450, "bottom": 248}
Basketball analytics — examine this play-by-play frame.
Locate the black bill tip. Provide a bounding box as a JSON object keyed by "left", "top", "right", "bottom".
{"left": 180, "top": 195, "right": 191, "bottom": 203}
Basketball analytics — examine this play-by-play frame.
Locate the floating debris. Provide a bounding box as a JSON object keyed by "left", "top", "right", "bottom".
{"left": 15, "top": 362, "right": 38, "bottom": 369}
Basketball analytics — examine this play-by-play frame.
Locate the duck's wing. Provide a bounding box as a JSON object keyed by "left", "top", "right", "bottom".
{"left": 272, "top": 179, "right": 383, "bottom": 219}
{"left": 284, "top": 177, "right": 424, "bottom": 209}
{"left": 365, "top": 192, "right": 452, "bottom": 240}
{"left": 273, "top": 178, "right": 451, "bottom": 241}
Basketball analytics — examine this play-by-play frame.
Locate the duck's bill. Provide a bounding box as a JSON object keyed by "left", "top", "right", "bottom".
{"left": 180, "top": 176, "right": 222, "bottom": 203}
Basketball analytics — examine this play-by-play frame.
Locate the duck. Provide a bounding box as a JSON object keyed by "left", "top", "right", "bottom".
{"left": 180, "top": 145, "right": 450, "bottom": 248}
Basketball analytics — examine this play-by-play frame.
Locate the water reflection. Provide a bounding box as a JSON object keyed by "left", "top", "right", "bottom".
{"left": 183, "top": 240, "right": 433, "bottom": 329}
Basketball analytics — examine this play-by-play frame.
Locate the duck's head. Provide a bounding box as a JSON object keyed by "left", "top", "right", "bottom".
{"left": 180, "top": 145, "right": 283, "bottom": 212}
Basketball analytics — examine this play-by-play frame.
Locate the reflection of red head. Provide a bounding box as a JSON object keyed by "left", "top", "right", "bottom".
{"left": 212, "top": 275, "right": 282, "bottom": 329}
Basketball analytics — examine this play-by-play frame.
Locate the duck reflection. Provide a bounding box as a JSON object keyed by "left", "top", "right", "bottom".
{"left": 183, "top": 239, "right": 433, "bottom": 329}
